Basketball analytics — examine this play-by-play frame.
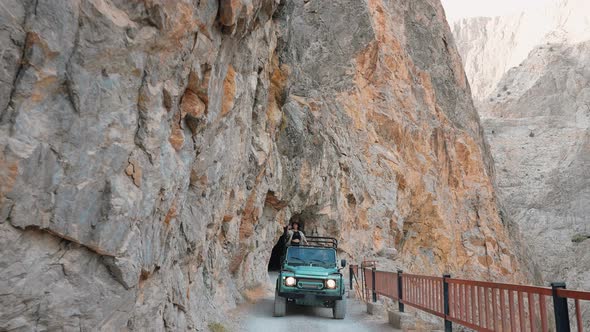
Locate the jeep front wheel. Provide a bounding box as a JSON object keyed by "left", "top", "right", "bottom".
{"left": 273, "top": 289, "right": 286, "bottom": 317}
{"left": 333, "top": 296, "right": 346, "bottom": 319}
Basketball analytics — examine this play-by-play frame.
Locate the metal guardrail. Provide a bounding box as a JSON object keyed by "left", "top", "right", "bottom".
{"left": 303, "top": 236, "right": 338, "bottom": 248}
{"left": 349, "top": 263, "right": 590, "bottom": 332}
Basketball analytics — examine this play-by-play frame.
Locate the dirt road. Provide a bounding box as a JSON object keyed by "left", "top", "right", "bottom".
{"left": 237, "top": 273, "right": 398, "bottom": 332}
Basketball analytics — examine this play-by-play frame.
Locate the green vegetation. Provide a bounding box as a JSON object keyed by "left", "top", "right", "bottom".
{"left": 208, "top": 322, "right": 227, "bottom": 332}
{"left": 571, "top": 233, "right": 590, "bottom": 243}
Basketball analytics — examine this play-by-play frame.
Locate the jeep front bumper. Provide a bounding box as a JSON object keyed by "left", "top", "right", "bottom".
{"left": 278, "top": 291, "right": 342, "bottom": 301}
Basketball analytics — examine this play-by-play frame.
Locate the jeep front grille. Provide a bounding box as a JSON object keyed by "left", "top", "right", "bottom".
{"left": 297, "top": 278, "right": 324, "bottom": 290}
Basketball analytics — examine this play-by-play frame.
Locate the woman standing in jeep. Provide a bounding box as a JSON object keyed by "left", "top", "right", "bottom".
{"left": 285, "top": 222, "right": 308, "bottom": 246}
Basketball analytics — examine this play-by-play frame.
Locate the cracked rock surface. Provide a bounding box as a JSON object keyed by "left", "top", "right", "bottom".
{"left": 453, "top": 0, "right": 590, "bottom": 292}
{"left": 481, "top": 42, "right": 590, "bottom": 293}
{"left": 453, "top": 2, "right": 590, "bottom": 327}
{"left": 1, "top": 0, "right": 532, "bottom": 330}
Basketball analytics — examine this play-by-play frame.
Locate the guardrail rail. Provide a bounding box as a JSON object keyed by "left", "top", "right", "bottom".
{"left": 349, "top": 263, "right": 590, "bottom": 332}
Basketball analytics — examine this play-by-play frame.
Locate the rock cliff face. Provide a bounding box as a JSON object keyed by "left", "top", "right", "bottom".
{"left": 452, "top": 0, "right": 590, "bottom": 101}
{"left": 480, "top": 42, "right": 590, "bottom": 292}
{"left": 452, "top": 1, "right": 590, "bottom": 325}
{"left": 1, "top": 0, "right": 529, "bottom": 330}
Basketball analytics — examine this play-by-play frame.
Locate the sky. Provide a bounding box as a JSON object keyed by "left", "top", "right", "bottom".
{"left": 440, "top": 0, "right": 554, "bottom": 23}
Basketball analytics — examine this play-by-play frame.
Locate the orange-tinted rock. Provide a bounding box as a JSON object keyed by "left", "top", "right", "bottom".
{"left": 221, "top": 65, "right": 236, "bottom": 116}
{"left": 124, "top": 160, "right": 142, "bottom": 187}
{"left": 264, "top": 191, "right": 288, "bottom": 210}
{"left": 186, "top": 66, "right": 211, "bottom": 106}
{"left": 169, "top": 111, "right": 184, "bottom": 151}
{"left": 219, "top": 0, "right": 243, "bottom": 27}
{"left": 164, "top": 203, "right": 177, "bottom": 226}
{"left": 266, "top": 54, "right": 289, "bottom": 134}
{"left": 180, "top": 90, "right": 206, "bottom": 119}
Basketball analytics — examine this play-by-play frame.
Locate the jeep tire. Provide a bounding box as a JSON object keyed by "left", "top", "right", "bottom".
{"left": 273, "top": 289, "right": 286, "bottom": 317}
{"left": 333, "top": 296, "right": 346, "bottom": 319}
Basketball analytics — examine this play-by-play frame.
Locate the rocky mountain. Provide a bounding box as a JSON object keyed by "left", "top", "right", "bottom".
{"left": 451, "top": 0, "right": 590, "bottom": 316}
{"left": 1, "top": 0, "right": 531, "bottom": 330}
{"left": 481, "top": 41, "right": 590, "bottom": 291}
{"left": 452, "top": 0, "right": 590, "bottom": 101}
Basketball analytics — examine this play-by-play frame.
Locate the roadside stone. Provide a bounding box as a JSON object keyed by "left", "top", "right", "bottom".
{"left": 388, "top": 310, "right": 416, "bottom": 330}
{"left": 367, "top": 302, "right": 386, "bottom": 316}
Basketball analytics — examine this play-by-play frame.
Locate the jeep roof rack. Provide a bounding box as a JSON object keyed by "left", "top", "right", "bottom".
{"left": 302, "top": 236, "right": 338, "bottom": 249}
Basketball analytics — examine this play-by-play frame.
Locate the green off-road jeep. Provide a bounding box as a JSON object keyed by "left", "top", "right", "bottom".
{"left": 273, "top": 237, "right": 347, "bottom": 319}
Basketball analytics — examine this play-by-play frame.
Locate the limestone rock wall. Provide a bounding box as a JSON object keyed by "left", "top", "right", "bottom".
{"left": 0, "top": 0, "right": 531, "bottom": 330}
{"left": 452, "top": 0, "right": 590, "bottom": 289}
{"left": 452, "top": 3, "right": 590, "bottom": 327}
{"left": 481, "top": 42, "right": 590, "bottom": 291}
{"left": 452, "top": 0, "right": 590, "bottom": 101}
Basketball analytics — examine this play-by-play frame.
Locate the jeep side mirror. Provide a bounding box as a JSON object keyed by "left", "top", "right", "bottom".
{"left": 341, "top": 259, "right": 347, "bottom": 267}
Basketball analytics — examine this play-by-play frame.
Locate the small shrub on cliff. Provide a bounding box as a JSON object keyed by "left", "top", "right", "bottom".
{"left": 572, "top": 234, "right": 590, "bottom": 243}
{"left": 208, "top": 322, "right": 228, "bottom": 332}
{"left": 207, "top": 322, "right": 228, "bottom": 332}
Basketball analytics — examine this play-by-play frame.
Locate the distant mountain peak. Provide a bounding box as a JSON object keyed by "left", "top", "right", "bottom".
{"left": 452, "top": 0, "right": 590, "bottom": 100}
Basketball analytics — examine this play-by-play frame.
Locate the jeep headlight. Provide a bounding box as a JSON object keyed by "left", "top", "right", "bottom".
{"left": 326, "top": 279, "right": 337, "bottom": 289}
{"left": 285, "top": 276, "right": 297, "bottom": 287}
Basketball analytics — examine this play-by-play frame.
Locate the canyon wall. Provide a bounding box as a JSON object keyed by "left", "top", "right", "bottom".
{"left": 452, "top": 1, "right": 590, "bottom": 326}
{"left": 452, "top": 0, "right": 590, "bottom": 101}
{"left": 1, "top": 0, "right": 530, "bottom": 330}
{"left": 481, "top": 42, "right": 590, "bottom": 290}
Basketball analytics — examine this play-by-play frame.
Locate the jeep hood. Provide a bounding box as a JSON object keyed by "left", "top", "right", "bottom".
{"left": 283, "top": 266, "right": 338, "bottom": 277}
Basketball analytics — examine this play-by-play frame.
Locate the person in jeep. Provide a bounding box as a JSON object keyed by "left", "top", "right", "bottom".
{"left": 285, "top": 221, "right": 308, "bottom": 246}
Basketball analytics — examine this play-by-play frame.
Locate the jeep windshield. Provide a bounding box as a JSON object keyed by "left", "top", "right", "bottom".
{"left": 285, "top": 247, "right": 336, "bottom": 267}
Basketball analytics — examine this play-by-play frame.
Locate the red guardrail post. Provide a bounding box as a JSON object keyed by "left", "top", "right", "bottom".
{"left": 551, "top": 282, "right": 571, "bottom": 332}
{"left": 362, "top": 267, "right": 367, "bottom": 301}
{"left": 443, "top": 274, "right": 452, "bottom": 332}
{"left": 397, "top": 269, "right": 404, "bottom": 312}
{"left": 372, "top": 267, "right": 377, "bottom": 302}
